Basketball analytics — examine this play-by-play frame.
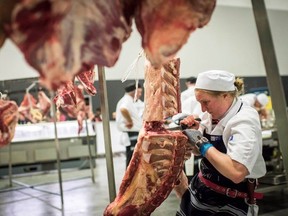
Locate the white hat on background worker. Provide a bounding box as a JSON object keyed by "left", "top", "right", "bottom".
{"left": 256, "top": 93, "right": 269, "bottom": 107}
{"left": 195, "top": 70, "right": 235, "bottom": 92}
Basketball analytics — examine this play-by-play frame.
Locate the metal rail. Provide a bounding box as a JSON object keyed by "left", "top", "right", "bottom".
{"left": 97, "top": 65, "right": 116, "bottom": 201}
{"left": 251, "top": 0, "right": 288, "bottom": 184}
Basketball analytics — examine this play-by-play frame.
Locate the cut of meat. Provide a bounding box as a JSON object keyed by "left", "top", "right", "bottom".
{"left": 104, "top": 58, "right": 187, "bottom": 216}
{"left": 37, "top": 90, "right": 51, "bottom": 117}
{"left": 53, "top": 81, "right": 77, "bottom": 108}
{"left": 4, "top": 0, "right": 131, "bottom": 91}
{"left": 18, "top": 93, "right": 41, "bottom": 123}
{"left": 0, "top": 100, "right": 19, "bottom": 147}
{"left": 134, "top": 0, "right": 216, "bottom": 68}
{"left": 1, "top": 0, "right": 216, "bottom": 92}
{"left": 143, "top": 58, "right": 181, "bottom": 121}
{"left": 0, "top": 0, "right": 17, "bottom": 47}
{"left": 4, "top": 0, "right": 71, "bottom": 90}
{"left": 19, "top": 93, "right": 37, "bottom": 108}
{"left": 54, "top": 83, "right": 86, "bottom": 134}
{"left": 76, "top": 67, "right": 97, "bottom": 96}
{"left": 104, "top": 127, "right": 187, "bottom": 216}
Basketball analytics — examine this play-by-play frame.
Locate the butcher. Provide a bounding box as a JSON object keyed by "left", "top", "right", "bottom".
{"left": 115, "top": 82, "right": 143, "bottom": 168}
{"left": 174, "top": 70, "right": 266, "bottom": 216}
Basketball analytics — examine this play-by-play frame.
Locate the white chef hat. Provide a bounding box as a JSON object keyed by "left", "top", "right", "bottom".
{"left": 195, "top": 70, "right": 235, "bottom": 91}
{"left": 256, "top": 93, "right": 269, "bottom": 107}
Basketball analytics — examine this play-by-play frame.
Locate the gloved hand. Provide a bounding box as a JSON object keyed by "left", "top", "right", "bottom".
{"left": 183, "top": 129, "right": 213, "bottom": 157}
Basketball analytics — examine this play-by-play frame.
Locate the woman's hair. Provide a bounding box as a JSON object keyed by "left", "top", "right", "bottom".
{"left": 234, "top": 77, "right": 244, "bottom": 96}
{"left": 195, "top": 77, "right": 244, "bottom": 98}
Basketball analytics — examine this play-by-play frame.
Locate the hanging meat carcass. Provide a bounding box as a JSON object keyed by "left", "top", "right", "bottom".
{"left": 0, "top": 0, "right": 216, "bottom": 91}
{"left": 0, "top": 99, "right": 19, "bottom": 147}
{"left": 54, "top": 83, "right": 86, "bottom": 134}
{"left": 18, "top": 93, "right": 42, "bottom": 123}
{"left": 134, "top": 0, "right": 216, "bottom": 68}
{"left": 2, "top": 0, "right": 131, "bottom": 91}
{"left": 104, "top": 58, "right": 188, "bottom": 216}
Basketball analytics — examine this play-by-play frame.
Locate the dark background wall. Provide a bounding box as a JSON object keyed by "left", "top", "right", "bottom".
{"left": 1, "top": 76, "right": 288, "bottom": 120}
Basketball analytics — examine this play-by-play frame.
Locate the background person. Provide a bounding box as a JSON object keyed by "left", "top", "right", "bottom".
{"left": 115, "top": 82, "right": 143, "bottom": 167}
{"left": 240, "top": 92, "right": 269, "bottom": 120}
{"left": 181, "top": 76, "right": 197, "bottom": 104}
{"left": 174, "top": 70, "right": 266, "bottom": 216}
{"left": 181, "top": 76, "right": 203, "bottom": 118}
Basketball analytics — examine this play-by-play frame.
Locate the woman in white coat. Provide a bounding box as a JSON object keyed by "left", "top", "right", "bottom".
{"left": 174, "top": 70, "right": 266, "bottom": 216}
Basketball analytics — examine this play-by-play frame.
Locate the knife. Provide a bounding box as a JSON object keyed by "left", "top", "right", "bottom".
{"left": 166, "top": 117, "right": 201, "bottom": 131}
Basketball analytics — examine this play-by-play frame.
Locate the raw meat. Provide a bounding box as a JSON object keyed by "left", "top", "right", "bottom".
{"left": 53, "top": 81, "right": 77, "bottom": 108}
{"left": 0, "top": 100, "right": 19, "bottom": 147}
{"left": 76, "top": 67, "right": 97, "bottom": 96}
{"left": 143, "top": 58, "right": 181, "bottom": 121}
{"left": 37, "top": 90, "right": 51, "bottom": 117}
{"left": 134, "top": 0, "right": 216, "bottom": 68}
{"left": 54, "top": 83, "right": 86, "bottom": 134}
{"left": 104, "top": 58, "right": 188, "bottom": 216}
{"left": 3, "top": 0, "right": 131, "bottom": 90}
{"left": 18, "top": 93, "right": 42, "bottom": 123}
{"left": 1, "top": 0, "right": 216, "bottom": 92}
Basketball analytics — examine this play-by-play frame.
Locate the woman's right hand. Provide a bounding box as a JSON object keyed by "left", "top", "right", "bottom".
{"left": 180, "top": 115, "right": 200, "bottom": 129}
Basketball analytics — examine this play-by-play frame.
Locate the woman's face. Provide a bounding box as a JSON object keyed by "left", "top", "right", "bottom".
{"left": 195, "top": 90, "right": 233, "bottom": 119}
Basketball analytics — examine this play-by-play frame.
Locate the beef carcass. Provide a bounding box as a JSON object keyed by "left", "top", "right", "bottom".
{"left": 104, "top": 58, "right": 188, "bottom": 216}
{"left": 134, "top": 0, "right": 216, "bottom": 68}
{"left": 3, "top": 0, "right": 131, "bottom": 91}
{"left": 18, "top": 93, "right": 42, "bottom": 123}
{"left": 1, "top": 0, "right": 216, "bottom": 91}
{"left": 0, "top": 100, "right": 19, "bottom": 147}
{"left": 54, "top": 83, "right": 86, "bottom": 134}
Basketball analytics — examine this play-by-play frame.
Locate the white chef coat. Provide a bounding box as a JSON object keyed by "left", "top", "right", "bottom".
{"left": 181, "top": 86, "right": 195, "bottom": 105}
{"left": 181, "top": 95, "right": 203, "bottom": 117}
{"left": 116, "top": 94, "right": 143, "bottom": 146}
{"left": 199, "top": 98, "right": 266, "bottom": 179}
{"left": 239, "top": 93, "right": 257, "bottom": 107}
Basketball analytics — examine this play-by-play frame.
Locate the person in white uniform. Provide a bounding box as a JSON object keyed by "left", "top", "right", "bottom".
{"left": 181, "top": 76, "right": 203, "bottom": 118}
{"left": 181, "top": 76, "right": 197, "bottom": 104}
{"left": 174, "top": 70, "right": 266, "bottom": 216}
{"left": 116, "top": 82, "right": 143, "bottom": 167}
{"left": 240, "top": 93, "right": 269, "bottom": 120}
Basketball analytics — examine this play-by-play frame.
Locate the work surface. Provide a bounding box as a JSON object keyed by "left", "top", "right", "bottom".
{"left": 0, "top": 154, "right": 287, "bottom": 216}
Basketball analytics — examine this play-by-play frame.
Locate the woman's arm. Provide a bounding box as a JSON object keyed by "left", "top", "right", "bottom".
{"left": 205, "top": 147, "right": 249, "bottom": 183}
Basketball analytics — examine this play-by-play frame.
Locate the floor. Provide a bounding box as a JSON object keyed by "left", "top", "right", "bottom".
{"left": 0, "top": 154, "right": 287, "bottom": 216}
